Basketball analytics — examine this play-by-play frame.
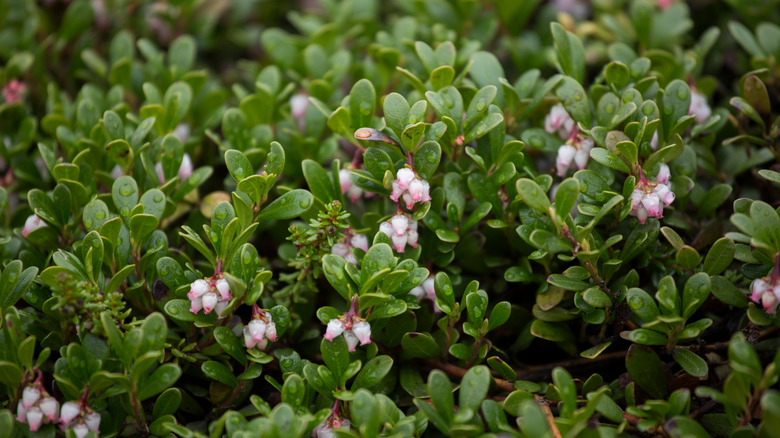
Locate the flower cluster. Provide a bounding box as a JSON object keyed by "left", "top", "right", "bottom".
{"left": 751, "top": 276, "right": 780, "bottom": 314}
{"left": 378, "top": 214, "right": 418, "bottom": 253}
{"left": 16, "top": 384, "right": 59, "bottom": 432}
{"left": 59, "top": 400, "right": 101, "bottom": 438}
{"left": 22, "top": 215, "right": 47, "bottom": 237}
{"left": 331, "top": 232, "right": 369, "bottom": 265}
{"left": 244, "top": 305, "right": 278, "bottom": 350}
{"left": 2, "top": 79, "right": 26, "bottom": 104}
{"left": 312, "top": 401, "right": 351, "bottom": 438}
{"left": 390, "top": 168, "right": 431, "bottom": 210}
{"left": 188, "top": 277, "right": 232, "bottom": 316}
{"left": 410, "top": 275, "right": 441, "bottom": 313}
{"left": 324, "top": 296, "right": 372, "bottom": 351}
{"left": 544, "top": 104, "right": 575, "bottom": 140}
{"left": 629, "top": 165, "right": 675, "bottom": 224}
{"left": 556, "top": 138, "right": 594, "bottom": 176}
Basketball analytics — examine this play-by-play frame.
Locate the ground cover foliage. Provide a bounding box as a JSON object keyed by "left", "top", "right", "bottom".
{"left": 2, "top": 0, "right": 780, "bottom": 436}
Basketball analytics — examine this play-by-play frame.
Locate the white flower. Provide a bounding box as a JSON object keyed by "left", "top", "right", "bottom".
{"left": 555, "top": 145, "right": 577, "bottom": 177}
{"left": 215, "top": 278, "right": 231, "bottom": 301}
{"left": 324, "top": 319, "right": 346, "bottom": 341}
{"left": 16, "top": 401, "right": 26, "bottom": 423}
{"left": 22, "top": 215, "right": 47, "bottom": 238}
{"left": 629, "top": 177, "right": 675, "bottom": 224}
{"left": 26, "top": 407, "right": 43, "bottom": 431}
{"left": 689, "top": 91, "right": 711, "bottom": 124}
{"left": 72, "top": 422, "right": 90, "bottom": 438}
{"left": 59, "top": 401, "right": 81, "bottom": 426}
{"left": 390, "top": 215, "right": 409, "bottom": 236}
{"left": 544, "top": 104, "right": 575, "bottom": 140}
{"left": 85, "top": 411, "right": 101, "bottom": 432}
{"left": 656, "top": 163, "right": 671, "bottom": 185}
{"left": 344, "top": 330, "right": 360, "bottom": 351}
{"left": 650, "top": 131, "right": 659, "bottom": 150}
{"left": 110, "top": 164, "right": 123, "bottom": 179}
{"left": 178, "top": 153, "right": 193, "bottom": 181}
{"left": 331, "top": 243, "right": 350, "bottom": 257}
{"left": 39, "top": 396, "right": 59, "bottom": 421}
{"left": 173, "top": 123, "right": 190, "bottom": 144}
{"left": 379, "top": 214, "right": 418, "bottom": 253}
{"left": 352, "top": 321, "right": 372, "bottom": 346}
{"left": 351, "top": 234, "right": 369, "bottom": 252}
{"left": 202, "top": 292, "right": 218, "bottom": 314}
{"left": 188, "top": 279, "right": 210, "bottom": 300}
{"left": 22, "top": 386, "right": 40, "bottom": 409}
{"left": 290, "top": 94, "right": 309, "bottom": 120}
{"left": 395, "top": 168, "right": 415, "bottom": 190}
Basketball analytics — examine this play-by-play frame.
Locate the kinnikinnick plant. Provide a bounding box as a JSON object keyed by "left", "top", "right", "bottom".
{"left": 2, "top": 0, "right": 780, "bottom": 437}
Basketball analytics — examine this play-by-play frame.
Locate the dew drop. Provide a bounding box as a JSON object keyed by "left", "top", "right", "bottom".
{"left": 168, "top": 307, "right": 178, "bottom": 315}
{"left": 95, "top": 210, "right": 106, "bottom": 219}
{"left": 605, "top": 103, "right": 616, "bottom": 114}
{"left": 154, "top": 195, "right": 164, "bottom": 203}
{"left": 299, "top": 198, "right": 311, "bottom": 208}
{"left": 475, "top": 100, "right": 487, "bottom": 112}
{"left": 84, "top": 218, "right": 93, "bottom": 228}
{"left": 120, "top": 207, "right": 130, "bottom": 216}
{"left": 120, "top": 184, "right": 134, "bottom": 196}
{"left": 677, "top": 89, "right": 688, "bottom": 100}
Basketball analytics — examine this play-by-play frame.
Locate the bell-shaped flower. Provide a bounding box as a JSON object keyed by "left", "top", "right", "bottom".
{"left": 26, "top": 407, "right": 43, "bottom": 431}
{"left": 689, "top": 91, "right": 711, "bottom": 124}
{"left": 324, "top": 319, "right": 346, "bottom": 341}
{"left": 395, "top": 168, "right": 415, "bottom": 190}
{"left": 85, "top": 411, "right": 101, "bottom": 432}
{"left": 59, "top": 401, "right": 81, "bottom": 426}
{"left": 22, "top": 386, "right": 41, "bottom": 409}
{"left": 22, "top": 215, "right": 47, "bottom": 238}
{"left": 215, "top": 278, "right": 232, "bottom": 301}
{"left": 656, "top": 163, "right": 671, "bottom": 185}
{"left": 72, "top": 423, "right": 90, "bottom": 438}
{"left": 352, "top": 321, "right": 372, "bottom": 346}
{"left": 187, "top": 279, "right": 210, "bottom": 300}
{"left": 201, "top": 292, "right": 218, "bottom": 314}
{"left": 38, "top": 397, "right": 59, "bottom": 421}
{"left": 544, "top": 104, "right": 575, "bottom": 140}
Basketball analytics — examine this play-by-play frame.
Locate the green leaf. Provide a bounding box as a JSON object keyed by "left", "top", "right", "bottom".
{"left": 352, "top": 355, "right": 393, "bottom": 390}
{"left": 112, "top": 176, "right": 139, "bottom": 217}
{"left": 459, "top": 366, "right": 490, "bottom": 412}
{"left": 620, "top": 328, "right": 668, "bottom": 346}
{"left": 464, "top": 86, "right": 497, "bottom": 127}
{"left": 153, "top": 388, "right": 182, "bottom": 419}
{"left": 214, "top": 327, "right": 247, "bottom": 367}
{"left": 428, "top": 370, "right": 454, "bottom": 424}
{"left": 130, "top": 214, "right": 159, "bottom": 246}
{"left": 515, "top": 178, "right": 551, "bottom": 213}
{"left": 350, "top": 79, "right": 376, "bottom": 130}
{"left": 625, "top": 344, "right": 667, "bottom": 399}
{"left": 605, "top": 61, "right": 630, "bottom": 89}
{"left": 383, "top": 92, "right": 410, "bottom": 138}
{"left": 138, "top": 363, "right": 182, "bottom": 400}
{"left": 682, "top": 273, "right": 711, "bottom": 320}
{"left": 321, "top": 336, "right": 349, "bottom": 384}
{"left": 302, "top": 159, "right": 336, "bottom": 204}
{"left": 413, "top": 141, "right": 441, "bottom": 180}
{"left": 673, "top": 349, "right": 708, "bottom": 378}
{"left": 225, "top": 149, "right": 254, "bottom": 182}
{"left": 202, "top": 361, "right": 238, "bottom": 387}
{"left": 256, "top": 190, "right": 313, "bottom": 221}
{"left": 590, "top": 148, "right": 630, "bottom": 173}
{"left": 551, "top": 22, "right": 585, "bottom": 82}
{"left": 552, "top": 367, "right": 577, "bottom": 418}
{"left": 401, "top": 332, "right": 440, "bottom": 359}
{"left": 553, "top": 178, "right": 580, "bottom": 218}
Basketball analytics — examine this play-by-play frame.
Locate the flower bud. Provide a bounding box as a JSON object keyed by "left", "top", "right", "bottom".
{"left": 178, "top": 153, "right": 193, "bottom": 181}
{"left": 72, "top": 422, "right": 89, "bottom": 438}
{"left": 39, "top": 396, "right": 59, "bottom": 421}
{"left": 248, "top": 319, "right": 267, "bottom": 342}
{"left": 189, "top": 297, "right": 203, "bottom": 314}
{"left": 344, "top": 330, "right": 360, "bottom": 352}
{"left": 265, "top": 321, "right": 277, "bottom": 342}
{"left": 16, "top": 401, "right": 26, "bottom": 423}
{"left": 331, "top": 243, "right": 350, "bottom": 257}
{"left": 26, "top": 407, "right": 43, "bottom": 431}
{"left": 85, "top": 411, "right": 101, "bottom": 432}
{"left": 202, "top": 292, "right": 218, "bottom": 314}
{"left": 339, "top": 169, "right": 353, "bottom": 194}
{"left": 188, "top": 279, "right": 210, "bottom": 300}
{"left": 22, "top": 215, "right": 47, "bottom": 238}
{"left": 350, "top": 234, "right": 369, "bottom": 252}
{"left": 395, "top": 168, "right": 415, "bottom": 190}
{"left": 215, "top": 278, "right": 232, "bottom": 301}
{"left": 352, "top": 321, "right": 372, "bottom": 345}
{"left": 390, "top": 215, "right": 409, "bottom": 236}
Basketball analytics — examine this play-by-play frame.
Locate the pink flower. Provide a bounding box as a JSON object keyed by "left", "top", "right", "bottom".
{"left": 650, "top": 131, "right": 659, "bottom": 150}
{"left": 16, "top": 401, "right": 26, "bottom": 423}
{"left": 390, "top": 214, "right": 409, "bottom": 236}
{"left": 380, "top": 214, "right": 418, "bottom": 252}
{"left": 395, "top": 168, "right": 415, "bottom": 190}
{"left": 411, "top": 276, "right": 442, "bottom": 313}
{"left": 339, "top": 169, "right": 364, "bottom": 202}
{"left": 657, "top": 0, "right": 675, "bottom": 9}
{"left": 290, "top": 94, "right": 309, "bottom": 120}
{"left": 554, "top": 0, "right": 589, "bottom": 19}
{"left": 656, "top": 163, "right": 671, "bottom": 185}
{"left": 350, "top": 234, "right": 369, "bottom": 252}
{"left": 556, "top": 145, "right": 577, "bottom": 177}
{"left": 173, "top": 124, "right": 190, "bottom": 144}
{"left": 2, "top": 79, "right": 26, "bottom": 104}
{"left": 22, "top": 215, "right": 47, "bottom": 237}
{"left": 178, "top": 153, "right": 193, "bottom": 181}
{"left": 389, "top": 168, "right": 431, "bottom": 210}
{"left": 555, "top": 139, "right": 593, "bottom": 177}
{"left": 323, "top": 298, "right": 372, "bottom": 351}
{"left": 72, "top": 423, "right": 90, "bottom": 438}
{"left": 629, "top": 176, "right": 675, "bottom": 224}
{"left": 545, "top": 104, "right": 575, "bottom": 140}
{"left": 189, "top": 297, "right": 203, "bottom": 313}
{"left": 244, "top": 310, "right": 277, "bottom": 350}
{"left": 689, "top": 91, "right": 711, "bottom": 124}
{"left": 331, "top": 243, "right": 350, "bottom": 257}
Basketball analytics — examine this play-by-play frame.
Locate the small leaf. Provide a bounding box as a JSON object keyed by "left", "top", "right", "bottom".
{"left": 673, "top": 349, "right": 709, "bottom": 378}
{"left": 256, "top": 190, "right": 313, "bottom": 221}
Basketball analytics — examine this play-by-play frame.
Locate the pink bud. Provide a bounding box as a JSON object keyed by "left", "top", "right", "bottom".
{"left": 39, "top": 397, "right": 59, "bottom": 421}
{"left": 174, "top": 124, "right": 190, "bottom": 144}
{"left": 348, "top": 184, "right": 362, "bottom": 203}
{"left": 202, "top": 292, "right": 218, "bottom": 314}
{"left": 762, "top": 292, "right": 778, "bottom": 314}
{"left": 653, "top": 183, "right": 675, "bottom": 206}
{"left": 395, "top": 168, "right": 415, "bottom": 190}
{"left": 408, "top": 179, "right": 425, "bottom": 202}
{"left": 642, "top": 193, "right": 662, "bottom": 217}
{"left": 650, "top": 131, "right": 659, "bottom": 150}
{"left": 689, "top": 91, "right": 711, "bottom": 124}
{"left": 420, "top": 180, "right": 431, "bottom": 202}
{"left": 59, "top": 401, "right": 81, "bottom": 426}
{"left": 215, "top": 278, "right": 231, "bottom": 301}
{"left": 215, "top": 301, "right": 229, "bottom": 318}
{"left": 324, "top": 319, "right": 345, "bottom": 341}
{"left": 22, "top": 386, "right": 40, "bottom": 409}
{"left": 751, "top": 279, "right": 771, "bottom": 302}
{"left": 422, "top": 277, "right": 436, "bottom": 298}
{"left": 636, "top": 204, "right": 649, "bottom": 224}
{"left": 574, "top": 149, "right": 589, "bottom": 170}
{"left": 409, "top": 286, "right": 425, "bottom": 299}
{"left": 545, "top": 104, "right": 574, "bottom": 139}
{"left": 111, "top": 164, "right": 123, "bottom": 179}
{"left": 178, "top": 153, "right": 193, "bottom": 181}
{"left": 390, "top": 181, "right": 404, "bottom": 203}
{"left": 630, "top": 189, "right": 643, "bottom": 210}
